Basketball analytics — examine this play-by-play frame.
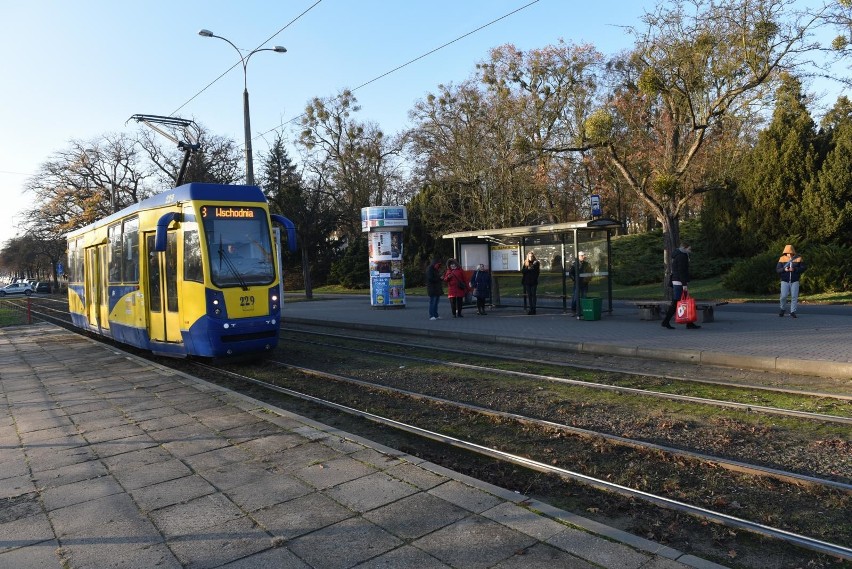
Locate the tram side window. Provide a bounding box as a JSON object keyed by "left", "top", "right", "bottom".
{"left": 122, "top": 217, "right": 139, "bottom": 283}
{"left": 184, "top": 229, "right": 203, "bottom": 283}
{"left": 108, "top": 224, "right": 122, "bottom": 283}
{"left": 67, "top": 240, "right": 80, "bottom": 282}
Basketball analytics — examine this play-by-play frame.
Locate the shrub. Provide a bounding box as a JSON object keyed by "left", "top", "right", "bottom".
{"left": 328, "top": 236, "right": 369, "bottom": 289}
{"left": 799, "top": 243, "right": 852, "bottom": 293}
{"left": 722, "top": 251, "right": 779, "bottom": 293}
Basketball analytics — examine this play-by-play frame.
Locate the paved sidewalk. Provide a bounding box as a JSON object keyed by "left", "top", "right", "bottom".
{"left": 282, "top": 295, "right": 852, "bottom": 379}
{"left": 0, "top": 324, "right": 728, "bottom": 569}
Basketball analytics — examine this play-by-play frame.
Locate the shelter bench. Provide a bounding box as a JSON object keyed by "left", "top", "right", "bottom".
{"left": 633, "top": 301, "right": 728, "bottom": 323}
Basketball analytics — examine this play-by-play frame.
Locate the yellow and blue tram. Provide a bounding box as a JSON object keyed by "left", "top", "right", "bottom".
{"left": 66, "top": 182, "right": 296, "bottom": 357}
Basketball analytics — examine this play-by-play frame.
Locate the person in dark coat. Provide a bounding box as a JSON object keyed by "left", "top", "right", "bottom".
{"left": 443, "top": 258, "right": 468, "bottom": 317}
{"left": 425, "top": 259, "right": 443, "bottom": 320}
{"left": 521, "top": 252, "right": 540, "bottom": 315}
{"left": 469, "top": 263, "right": 491, "bottom": 315}
{"left": 569, "top": 251, "right": 591, "bottom": 317}
{"left": 777, "top": 244, "right": 806, "bottom": 318}
{"left": 662, "top": 241, "right": 700, "bottom": 330}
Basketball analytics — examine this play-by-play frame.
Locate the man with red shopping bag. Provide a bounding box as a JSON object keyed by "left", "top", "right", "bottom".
{"left": 662, "top": 241, "right": 701, "bottom": 330}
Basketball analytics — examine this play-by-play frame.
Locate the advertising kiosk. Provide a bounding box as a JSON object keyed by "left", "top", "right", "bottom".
{"left": 361, "top": 206, "right": 408, "bottom": 308}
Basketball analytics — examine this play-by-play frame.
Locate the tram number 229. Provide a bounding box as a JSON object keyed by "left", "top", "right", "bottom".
{"left": 240, "top": 296, "right": 256, "bottom": 308}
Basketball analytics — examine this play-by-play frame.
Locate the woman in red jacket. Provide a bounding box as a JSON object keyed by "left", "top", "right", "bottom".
{"left": 442, "top": 258, "right": 469, "bottom": 318}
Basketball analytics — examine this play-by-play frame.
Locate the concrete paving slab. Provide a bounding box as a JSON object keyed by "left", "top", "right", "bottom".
{"left": 0, "top": 540, "right": 63, "bottom": 569}
{"left": 363, "top": 491, "right": 470, "bottom": 539}
{"left": 149, "top": 492, "right": 245, "bottom": 539}
{"left": 128, "top": 474, "right": 216, "bottom": 513}
{"left": 428, "top": 479, "right": 505, "bottom": 514}
{"left": 0, "top": 511, "right": 55, "bottom": 553}
{"left": 293, "top": 454, "right": 377, "bottom": 490}
{"left": 414, "top": 514, "right": 537, "bottom": 569}
{"left": 547, "top": 526, "right": 652, "bottom": 569}
{"left": 493, "top": 542, "right": 597, "bottom": 568}
{"left": 110, "top": 458, "right": 193, "bottom": 491}
{"left": 40, "top": 474, "right": 125, "bottom": 511}
{"left": 250, "top": 492, "right": 355, "bottom": 540}
{"left": 166, "top": 516, "right": 272, "bottom": 569}
{"left": 325, "top": 471, "right": 419, "bottom": 513}
{"left": 221, "top": 472, "right": 313, "bottom": 512}
{"left": 217, "top": 545, "right": 311, "bottom": 569}
{"left": 354, "top": 545, "right": 452, "bottom": 568}
{"left": 286, "top": 516, "right": 403, "bottom": 569}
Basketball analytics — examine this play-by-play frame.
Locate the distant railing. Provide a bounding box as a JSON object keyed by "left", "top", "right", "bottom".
{"left": 0, "top": 298, "right": 33, "bottom": 326}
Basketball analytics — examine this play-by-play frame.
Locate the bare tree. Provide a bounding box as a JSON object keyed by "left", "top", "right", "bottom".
{"left": 298, "top": 90, "right": 406, "bottom": 241}
{"left": 138, "top": 126, "right": 243, "bottom": 187}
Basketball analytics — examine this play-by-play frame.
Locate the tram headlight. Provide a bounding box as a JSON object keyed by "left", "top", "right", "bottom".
{"left": 206, "top": 289, "right": 226, "bottom": 318}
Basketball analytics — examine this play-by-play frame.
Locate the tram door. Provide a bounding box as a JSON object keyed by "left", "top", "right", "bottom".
{"left": 145, "top": 232, "right": 181, "bottom": 344}
{"left": 85, "top": 244, "right": 109, "bottom": 333}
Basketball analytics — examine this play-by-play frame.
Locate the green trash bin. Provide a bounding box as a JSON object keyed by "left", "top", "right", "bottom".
{"left": 580, "top": 297, "right": 602, "bottom": 321}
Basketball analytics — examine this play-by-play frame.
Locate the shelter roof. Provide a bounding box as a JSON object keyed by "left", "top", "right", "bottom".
{"left": 442, "top": 218, "right": 621, "bottom": 240}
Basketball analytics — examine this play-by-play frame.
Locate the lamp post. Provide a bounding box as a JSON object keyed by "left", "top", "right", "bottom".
{"left": 198, "top": 29, "right": 286, "bottom": 186}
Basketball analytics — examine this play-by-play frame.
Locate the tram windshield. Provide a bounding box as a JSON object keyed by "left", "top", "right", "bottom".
{"left": 201, "top": 205, "right": 275, "bottom": 288}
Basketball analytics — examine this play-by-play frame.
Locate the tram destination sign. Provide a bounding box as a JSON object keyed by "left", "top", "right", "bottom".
{"left": 202, "top": 206, "right": 258, "bottom": 219}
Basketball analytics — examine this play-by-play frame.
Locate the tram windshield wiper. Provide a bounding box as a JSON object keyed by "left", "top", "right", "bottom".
{"left": 218, "top": 244, "right": 249, "bottom": 291}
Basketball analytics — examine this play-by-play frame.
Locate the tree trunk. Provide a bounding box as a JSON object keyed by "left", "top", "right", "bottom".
{"left": 660, "top": 213, "right": 680, "bottom": 300}
{"left": 301, "top": 245, "right": 313, "bottom": 299}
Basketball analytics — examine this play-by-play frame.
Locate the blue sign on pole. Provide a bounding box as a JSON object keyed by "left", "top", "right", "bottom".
{"left": 57, "top": 262, "right": 64, "bottom": 275}
{"left": 590, "top": 194, "right": 602, "bottom": 217}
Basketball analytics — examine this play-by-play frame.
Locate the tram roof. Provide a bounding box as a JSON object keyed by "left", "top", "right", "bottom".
{"left": 442, "top": 218, "right": 621, "bottom": 241}
{"left": 66, "top": 183, "right": 267, "bottom": 238}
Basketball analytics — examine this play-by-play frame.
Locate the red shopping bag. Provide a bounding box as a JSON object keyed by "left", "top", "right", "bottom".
{"left": 675, "top": 290, "right": 697, "bottom": 324}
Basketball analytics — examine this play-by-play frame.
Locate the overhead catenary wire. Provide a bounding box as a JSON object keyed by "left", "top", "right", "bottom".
{"left": 169, "top": 0, "right": 324, "bottom": 117}
{"left": 172, "top": 0, "right": 540, "bottom": 147}
{"left": 253, "top": 0, "right": 542, "bottom": 142}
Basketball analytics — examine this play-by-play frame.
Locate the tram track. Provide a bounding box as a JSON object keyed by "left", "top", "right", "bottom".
{"left": 284, "top": 331, "right": 852, "bottom": 425}
{"left": 186, "top": 359, "right": 852, "bottom": 564}
{"left": 267, "top": 357, "right": 851, "bottom": 491}
{"left": 282, "top": 325, "right": 852, "bottom": 403}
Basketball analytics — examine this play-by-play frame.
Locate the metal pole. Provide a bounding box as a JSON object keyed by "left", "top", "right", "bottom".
{"left": 243, "top": 88, "right": 254, "bottom": 186}
{"left": 198, "top": 30, "right": 285, "bottom": 188}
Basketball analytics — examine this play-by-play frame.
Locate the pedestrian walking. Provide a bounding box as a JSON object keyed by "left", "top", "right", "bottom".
{"left": 425, "top": 258, "right": 443, "bottom": 320}
{"left": 662, "top": 241, "right": 700, "bottom": 330}
{"left": 777, "top": 244, "right": 806, "bottom": 318}
{"left": 521, "top": 252, "right": 540, "bottom": 315}
{"left": 443, "top": 258, "right": 468, "bottom": 317}
{"left": 469, "top": 263, "right": 491, "bottom": 315}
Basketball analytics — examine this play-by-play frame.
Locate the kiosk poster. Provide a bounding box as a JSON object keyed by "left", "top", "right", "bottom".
{"left": 490, "top": 245, "right": 521, "bottom": 272}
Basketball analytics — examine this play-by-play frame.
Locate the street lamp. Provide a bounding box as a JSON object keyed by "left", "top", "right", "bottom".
{"left": 198, "top": 29, "right": 286, "bottom": 186}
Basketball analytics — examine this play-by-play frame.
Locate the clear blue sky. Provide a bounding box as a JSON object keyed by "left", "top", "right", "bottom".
{"left": 0, "top": 0, "right": 841, "bottom": 248}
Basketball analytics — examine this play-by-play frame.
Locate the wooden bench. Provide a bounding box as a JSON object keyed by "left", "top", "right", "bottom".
{"left": 632, "top": 301, "right": 728, "bottom": 323}
{"left": 694, "top": 301, "right": 728, "bottom": 323}
{"left": 634, "top": 302, "right": 664, "bottom": 321}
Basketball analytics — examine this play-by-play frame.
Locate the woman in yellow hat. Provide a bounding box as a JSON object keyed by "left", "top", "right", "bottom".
{"left": 776, "top": 244, "right": 806, "bottom": 318}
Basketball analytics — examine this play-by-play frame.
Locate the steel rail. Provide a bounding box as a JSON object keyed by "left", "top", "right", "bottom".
{"left": 191, "top": 360, "right": 852, "bottom": 562}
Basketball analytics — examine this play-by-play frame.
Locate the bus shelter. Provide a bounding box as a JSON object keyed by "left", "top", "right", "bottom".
{"left": 443, "top": 218, "right": 621, "bottom": 313}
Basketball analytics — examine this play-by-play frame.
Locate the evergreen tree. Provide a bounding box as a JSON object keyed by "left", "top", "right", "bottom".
{"left": 803, "top": 96, "right": 852, "bottom": 243}
{"left": 738, "top": 74, "right": 820, "bottom": 252}
{"left": 258, "top": 133, "right": 340, "bottom": 295}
